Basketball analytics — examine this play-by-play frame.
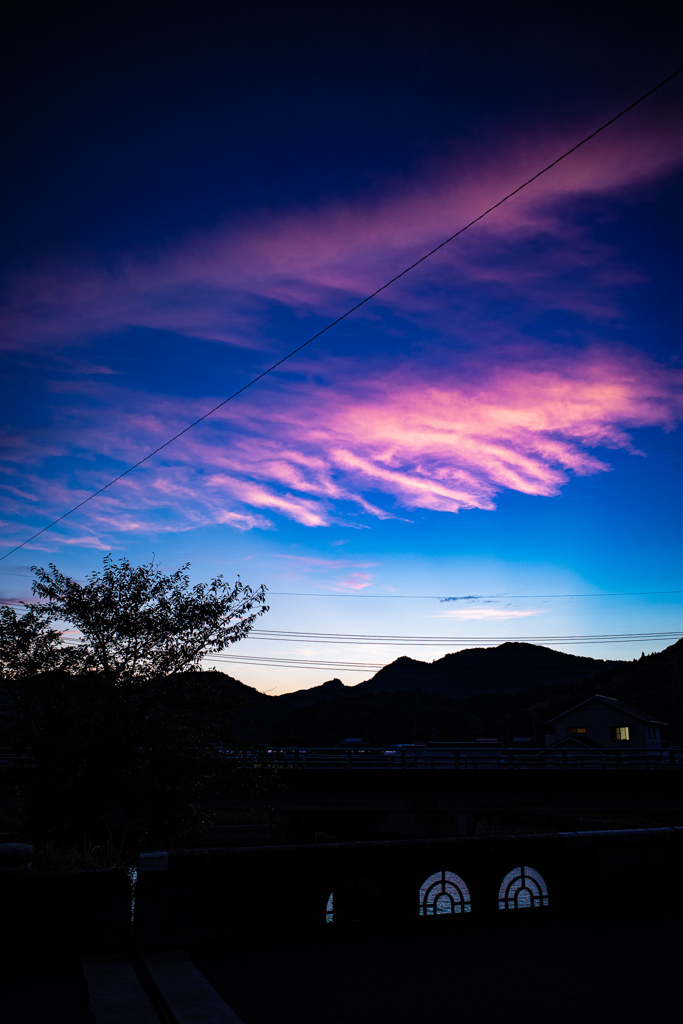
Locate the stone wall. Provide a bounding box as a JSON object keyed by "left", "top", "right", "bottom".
{"left": 4, "top": 828, "right": 680, "bottom": 954}
{"left": 133, "top": 828, "right": 683, "bottom": 946}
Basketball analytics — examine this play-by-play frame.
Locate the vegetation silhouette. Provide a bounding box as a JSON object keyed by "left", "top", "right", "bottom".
{"left": 0, "top": 556, "right": 270, "bottom": 852}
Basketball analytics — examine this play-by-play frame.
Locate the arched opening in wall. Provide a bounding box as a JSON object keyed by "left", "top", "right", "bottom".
{"left": 419, "top": 870, "right": 471, "bottom": 916}
{"left": 498, "top": 866, "right": 548, "bottom": 910}
{"left": 326, "top": 877, "right": 384, "bottom": 925}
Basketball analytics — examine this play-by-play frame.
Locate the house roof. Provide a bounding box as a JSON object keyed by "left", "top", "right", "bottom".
{"left": 544, "top": 734, "right": 607, "bottom": 750}
{"left": 547, "top": 693, "right": 668, "bottom": 726}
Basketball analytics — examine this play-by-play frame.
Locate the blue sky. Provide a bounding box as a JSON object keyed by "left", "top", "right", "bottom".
{"left": 1, "top": 2, "right": 682, "bottom": 691}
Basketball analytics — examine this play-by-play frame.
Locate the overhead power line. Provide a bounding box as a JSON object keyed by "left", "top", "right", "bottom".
{"left": 246, "top": 628, "right": 682, "bottom": 646}
{"left": 60, "top": 640, "right": 652, "bottom": 675}
{"left": 55, "top": 638, "right": 677, "bottom": 677}
{"left": 205, "top": 653, "right": 662, "bottom": 673}
{"left": 2, "top": 64, "right": 683, "bottom": 563}
{"left": 250, "top": 638, "right": 674, "bottom": 647}
{"left": 209, "top": 653, "right": 384, "bottom": 671}
{"left": 266, "top": 589, "right": 683, "bottom": 599}
{"left": 250, "top": 628, "right": 681, "bottom": 639}
{"left": 56, "top": 636, "right": 676, "bottom": 669}
{"left": 56, "top": 626, "right": 683, "bottom": 647}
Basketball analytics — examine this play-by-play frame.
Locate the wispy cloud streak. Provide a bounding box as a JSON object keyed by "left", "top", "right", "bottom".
{"left": 436, "top": 608, "right": 548, "bottom": 621}
{"left": 1, "top": 346, "right": 681, "bottom": 540}
{"left": 2, "top": 103, "right": 683, "bottom": 545}
{"left": 2, "top": 106, "right": 683, "bottom": 353}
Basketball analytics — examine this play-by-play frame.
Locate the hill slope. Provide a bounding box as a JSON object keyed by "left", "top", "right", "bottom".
{"left": 269, "top": 639, "right": 683, "bottom": 746}
{"left": 278, "top": 642, "right": 624, "bottom": 705}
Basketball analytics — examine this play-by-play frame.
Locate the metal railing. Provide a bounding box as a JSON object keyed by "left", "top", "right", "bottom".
{"left": 3, "top": 745, "right": 681, "bottom": 770}
{"left": 221, "top": 746, "right": 683, "bottom": 770}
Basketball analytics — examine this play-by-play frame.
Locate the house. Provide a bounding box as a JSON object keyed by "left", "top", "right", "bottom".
{"left": 545, "top": 694, "right": 666, "bottom": 749}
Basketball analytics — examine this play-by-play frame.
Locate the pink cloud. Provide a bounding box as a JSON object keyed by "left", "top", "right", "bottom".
{"left": 216, "top": 510, "right": 274, "bottom": 531}
{"left": 436, "top": 608, "right": 549, "bottom": 621}
{"left": 331, "top": 572, "right": 375, "bottom": 591}
{"left": 271, "top": 555, "right": 377, "bottom": 591}
{"left": 55, "top": 534, "right": 113, "bottom": 550}
{"left": 274, "top": 555, "right": 378, "bottom": 570}
{"left": 2, "top": 104, "right": 683, "bottom": 353}
{"left": 174, "top": 347, "right": 680, "bottom": 521}
{"left": 2, "top": 345, "right": 681, "bottom": 543}
{"left": 207, "top": 476, "right": 331, "bottom": 527}
{"left": 3, "top": 100, "right": 683, "bottom": 545}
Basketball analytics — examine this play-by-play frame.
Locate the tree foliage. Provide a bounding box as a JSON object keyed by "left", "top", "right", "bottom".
{"left": 1, "top": 556, "right": 270, "bottom": 848}
{"left": 28, "top": 554, "right": 268, "bottom": 683}
{"left": 0, "top": 604, "right": 75, "bottom": 679}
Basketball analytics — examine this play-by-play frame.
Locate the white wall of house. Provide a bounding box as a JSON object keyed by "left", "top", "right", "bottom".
{"left": 550, "top": 698, "right": 661, "bottom": 748}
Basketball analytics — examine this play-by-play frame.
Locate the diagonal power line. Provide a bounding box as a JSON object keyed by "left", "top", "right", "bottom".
{"left": 2, "top": 63, "right": 682, "bottom": 563}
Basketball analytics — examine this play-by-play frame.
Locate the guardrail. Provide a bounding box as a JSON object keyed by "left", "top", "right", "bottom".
{"left": 221, "top": 746, "right": 683, "bottom": 770}
{"left": 3, "top": 745, "right": 681, "bottom": 770}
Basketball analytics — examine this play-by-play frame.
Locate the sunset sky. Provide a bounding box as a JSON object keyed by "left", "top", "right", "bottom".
{"left": 1, "top": 2, "right": 682, "bottom": 692}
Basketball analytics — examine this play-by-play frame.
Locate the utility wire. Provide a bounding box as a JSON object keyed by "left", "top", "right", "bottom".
{"left": 265, "top": 590, "right": 683, "bottom": 599}
{"left": 2, "top": 62, "right": 682, "bottom": 564}
{"left": 56, "top": 624, "right": 681, "bottom": 645}
{"left": 249, "top": 628, "right": 681, "bottom": 640}
{"left": 38, "top": 623, "right": 683, "bottom": 648}
{"left": 248, "top": 638, "right": 677, "bottom": 647}
{"left": 246, "top": 628, "right": 682, "bottom": 646}
{"left": 56, "top": 639, "right": 676, "bottom": 674}
{"left": 203, "top": 653, "right": 661, "bottom": 672}
{"left": 56, "top": 636, "right": 674, "bottom": 666}
{"left": 210, "top": 653, "right": 384, "bottom": 671}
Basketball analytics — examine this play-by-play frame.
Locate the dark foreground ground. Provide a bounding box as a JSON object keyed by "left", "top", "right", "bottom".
{"left": 3, "top": 910, "right": 682, "bottom": 1023}
{"left": 195, "top": 911, "right": 683, "bottom": 1024}
{"left": 2, "top": 954, "right": 93, "bottom": 1024}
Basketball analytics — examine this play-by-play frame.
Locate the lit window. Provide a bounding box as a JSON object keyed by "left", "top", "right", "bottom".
{"left": 567, "top": 727, "right": 587, "bottom": 734}
{"left": 419, "top": 870, "right": 471, "bottom": 916}
{"left": 498, "top": 866, "right": 548, "bottom": 910}
{"left": 325, "top": 892, "right": 334, "bottom": 924}
{"left": 610, "top": 726, "right": 630, "bottom": 741}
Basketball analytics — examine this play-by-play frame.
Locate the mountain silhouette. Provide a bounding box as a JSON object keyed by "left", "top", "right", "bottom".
{"left": 278, "top": 642, "right": 624, "bottom": 704}
{"left": 270, "top": 640, "right": 683, "bottom": 747}
{"left": 281, "top": 677, "right": 349, "bottom": 708}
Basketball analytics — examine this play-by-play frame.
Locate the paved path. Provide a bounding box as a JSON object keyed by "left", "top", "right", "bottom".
{"left": 82, "top": 956, "right": 158, "bottom": 1024}
{"left": 83, "top": 952, "right": 245, "bottom": 1024}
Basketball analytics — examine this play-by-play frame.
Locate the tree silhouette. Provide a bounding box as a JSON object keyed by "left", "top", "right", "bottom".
{"left": 1, "top": 556, "right": 270, "bottom": 849}
{"left": 29, "top": 554, "right": 268, "bottom": 683}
